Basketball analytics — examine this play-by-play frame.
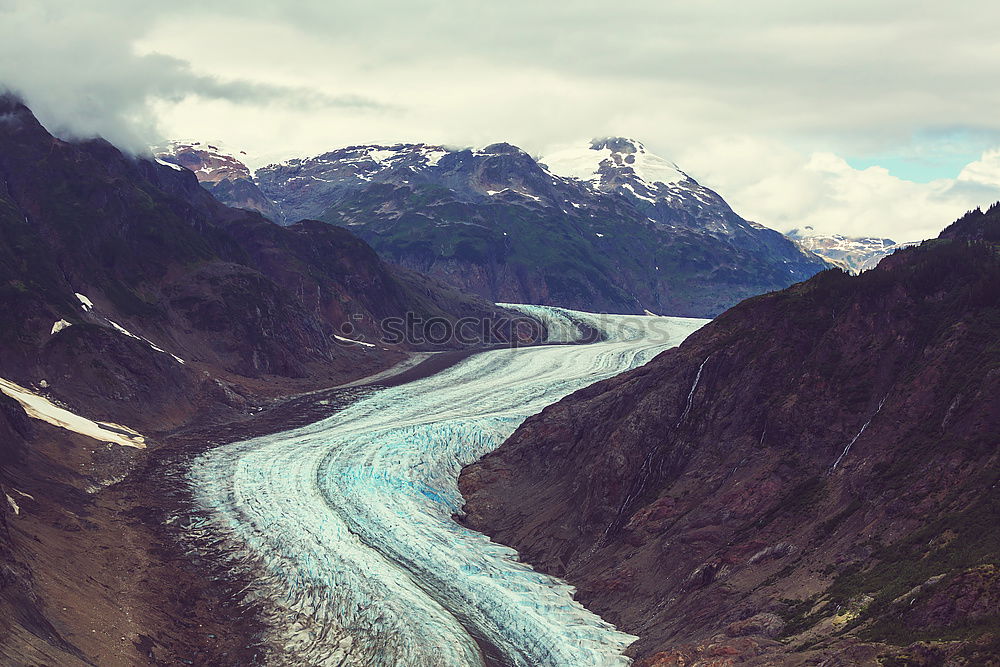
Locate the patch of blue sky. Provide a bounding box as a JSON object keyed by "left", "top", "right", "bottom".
{"left": 846, "top": 128, "right": 1000, "bottom": 183}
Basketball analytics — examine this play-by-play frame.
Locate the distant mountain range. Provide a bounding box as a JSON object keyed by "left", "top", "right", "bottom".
{"left": 158, "top": 138, "right": 831, "bottom": 317}
{"left": 789, "top": 227, "right": 915, "bottom": 273}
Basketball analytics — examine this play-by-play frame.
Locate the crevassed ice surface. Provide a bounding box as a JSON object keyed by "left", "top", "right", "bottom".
{"left": 190, "top": 306, "right": 707, "bottom": 666}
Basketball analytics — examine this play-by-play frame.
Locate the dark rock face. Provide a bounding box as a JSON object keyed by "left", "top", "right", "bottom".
{"left": 0, "top": 392, "right": 31, "bottom": 463}
{"left": 253, "top": 139, "right": 830, "bottom": 317}
{"left": 460, "top": 205, "right": 1000, "bottom": 664}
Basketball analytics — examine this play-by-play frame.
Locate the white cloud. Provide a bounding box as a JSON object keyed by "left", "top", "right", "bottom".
{"left": 676, "top": 136, "right": 1000, "bottom": 242}
{"left": 0, "top": 2, "right": 383, "bottom": 152}
{"left": 4, "top": 1, "right": 1000, "bottom": 238}
{"left": 958, "top": 148, "right": 1000, "bottom": 188}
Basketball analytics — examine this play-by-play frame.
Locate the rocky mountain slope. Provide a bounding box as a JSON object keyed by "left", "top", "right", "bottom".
{"left": 460, "top": 205, "right": 1000, "bottom": 665}
{"left": 0, "top": 95, "right": 520, "bottom": 415}
{"left": 167, "top": 137, "right": 829, "bottom": 317}
{"left": 789, "top": 227, "right": 914, "bottom": 273}
{"left": 0, "top": 95, "right": 526, "bottom": 665}
{"left": 154, "top": 141, "right": 285, "bottom": 224}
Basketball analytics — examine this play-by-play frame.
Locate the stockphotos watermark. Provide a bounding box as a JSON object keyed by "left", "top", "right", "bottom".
{"left": 332, "top": 312, "right": 550, "bottom": 347}
{"left": 330, "top": 311, "right": 683, "bottom": 347}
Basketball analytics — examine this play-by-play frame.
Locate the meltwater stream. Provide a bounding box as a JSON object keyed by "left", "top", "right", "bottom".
{"left": 190, "top": 307, "right": 706, "bottom": 666}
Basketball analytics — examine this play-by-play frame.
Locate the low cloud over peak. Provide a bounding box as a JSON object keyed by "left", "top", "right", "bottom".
{"left": 0, "top": 2, "right": 387, "bottom": 153}
{"left": 4, "top": 0, "right": 1000, "bottom": 240}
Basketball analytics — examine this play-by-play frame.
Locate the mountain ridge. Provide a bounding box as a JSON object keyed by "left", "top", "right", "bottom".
{"left": 160, "top": 136, "right": 832, "bottom": 317}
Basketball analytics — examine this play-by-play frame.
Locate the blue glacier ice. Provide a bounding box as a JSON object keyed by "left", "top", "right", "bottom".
{"left": 189, "top": 306, "right": 707, "bottom": 666}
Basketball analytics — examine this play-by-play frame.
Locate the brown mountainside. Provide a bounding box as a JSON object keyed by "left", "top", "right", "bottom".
{"left": 461, "top": 205, "right": 1000, "bottom": 665}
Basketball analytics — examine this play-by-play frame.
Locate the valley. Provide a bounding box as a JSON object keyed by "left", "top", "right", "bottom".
{"left": 187, "top": 306, "right": 706, "bottom": 665}
{"left": 2, "top": 24, "right": 999, "bottom": 662}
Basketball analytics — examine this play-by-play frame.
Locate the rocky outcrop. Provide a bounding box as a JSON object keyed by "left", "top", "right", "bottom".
{"left": 154, "top": 141, "right": 284, "bottom": 223}
{"left": 460, "top": 205, "right": 1000, "bottom": 664}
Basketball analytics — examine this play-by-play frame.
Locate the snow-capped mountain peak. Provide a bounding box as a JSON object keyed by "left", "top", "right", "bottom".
{"left": 541, "top": 137, "right": 689, "bottom": 189}
{"left": 789, "top": 227, "right": 915, "bottom": 273}
{"left": 272, "top": 143, "right": 453, "bottom": 176}
{"left": 359, "top": 143, "right": 451, "bottom": 168}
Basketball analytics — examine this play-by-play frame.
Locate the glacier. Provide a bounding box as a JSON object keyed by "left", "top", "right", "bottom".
{"left": 189, "top": 306, "right": 707, "bottom": 666}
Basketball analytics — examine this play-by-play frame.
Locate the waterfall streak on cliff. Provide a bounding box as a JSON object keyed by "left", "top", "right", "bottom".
{"left": 676, "top": 354, "right": 711, "bottom": 428}
{"left": 830, "top": 393, "right": 889, "bottom": 471}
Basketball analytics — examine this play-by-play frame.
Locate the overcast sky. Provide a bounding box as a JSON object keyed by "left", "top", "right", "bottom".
{"left": 3, "top": 0, "right": 1000, "bottom": 240}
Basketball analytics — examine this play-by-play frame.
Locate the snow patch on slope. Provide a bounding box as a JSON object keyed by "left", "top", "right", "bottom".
{"left": 422, "top": 148, "right": 448, "bottom": 167}
{"left": 5, "top": 494, "right": 19, "bottom": 515}
{"left": 542, "top": 138, "right": 687, "bottom": 188}
{"left": 368, "top": 149, "right": 399, "bottom": 165}
{"left": 0, "top": 377, "right": 146, "bottom": 448}
{"left": 334, "top": 334, "right": 376, "bottom": 348}
{"left": 541, "top": 144, "right": 614, "bottom": 181}
{"left": 626, "top": 143, "right": 687, "bottom": 186}
{"left": 72, "top": 292, "right": 184, "bottom": 364}
{"left": 155, "top": 157, "right": 185, "bottom": 172}
{"left": 106, "top": 319, "right": 185, "bottom": 364}
{"left": 50, "top": 319, "right": 72, "bottom": 335}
